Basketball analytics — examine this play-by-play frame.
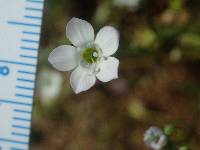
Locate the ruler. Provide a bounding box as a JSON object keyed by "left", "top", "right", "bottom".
{"left": 0, "top": 0, "right": 44, "bottom": 149}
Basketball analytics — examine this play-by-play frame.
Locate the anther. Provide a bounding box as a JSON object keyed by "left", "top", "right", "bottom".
{"left": 93, "top": 52, "right": 98, "bottom": 58}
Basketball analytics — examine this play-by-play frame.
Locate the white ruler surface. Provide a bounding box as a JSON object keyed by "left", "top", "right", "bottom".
{"left": 0, "top": 0, "right": 44, "bottom": 149}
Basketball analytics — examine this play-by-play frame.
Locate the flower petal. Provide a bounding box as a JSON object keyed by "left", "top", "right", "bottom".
{"left": 48, "top": 45, "right": 78, "bottom": 71}
{"left": 95, "top": 26, "right": 119, "bottom": 56}
{"left": 96, "top": 57, "right": 119, "bottom": 82}
{"left": 70, "top": 65, "right": 96, "bottom": 94}
{"left": 66, "top": 17, "right": 94, "bottom": 47}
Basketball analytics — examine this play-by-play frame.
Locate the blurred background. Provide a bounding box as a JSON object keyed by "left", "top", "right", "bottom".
{"left": 31, "top": 0, "right": 200, "bottom": 149}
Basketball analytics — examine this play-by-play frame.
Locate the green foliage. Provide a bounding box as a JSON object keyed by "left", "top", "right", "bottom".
{"left": 164, "top": 124, "right": 176, "bottom": 136}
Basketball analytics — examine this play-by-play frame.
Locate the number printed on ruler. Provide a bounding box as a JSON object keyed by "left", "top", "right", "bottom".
{"left": 0, "top": 0, "right": 44, "bottom": 149}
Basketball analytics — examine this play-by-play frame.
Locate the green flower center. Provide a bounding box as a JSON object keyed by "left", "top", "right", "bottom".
{"left": 82, "top": 47, "right": 99, "bottom": 64}
{"left": 149, "top": 135, "right": 160, "bottom": 143}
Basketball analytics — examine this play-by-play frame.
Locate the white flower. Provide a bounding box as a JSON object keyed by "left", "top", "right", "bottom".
{"left": 48, "top": 18, "right": 120, "bottom": 94}
{"left": 144, "top": 127, "right": 167, "bottom": 150}
{"left": 37, "top": 69, "right": 62, "bottom": 104}
{"left": 114, "top": 0, "right": 140, "bottom": 9}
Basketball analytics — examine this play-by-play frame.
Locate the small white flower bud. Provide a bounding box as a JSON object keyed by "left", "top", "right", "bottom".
{"left": 144, "top": 127, "right": 167, "bottom": 150}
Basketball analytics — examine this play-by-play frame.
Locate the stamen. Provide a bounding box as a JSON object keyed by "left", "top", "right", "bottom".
{"left": 95, "top": 68, "right": 101, "bottom": 74}
{"left": 93, "top": 52, "right": 98, "bottom": 57}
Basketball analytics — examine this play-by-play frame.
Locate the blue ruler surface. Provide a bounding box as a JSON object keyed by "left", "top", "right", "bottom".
{"left": 0, "top": 0, "right": 44, "bottom": 149}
